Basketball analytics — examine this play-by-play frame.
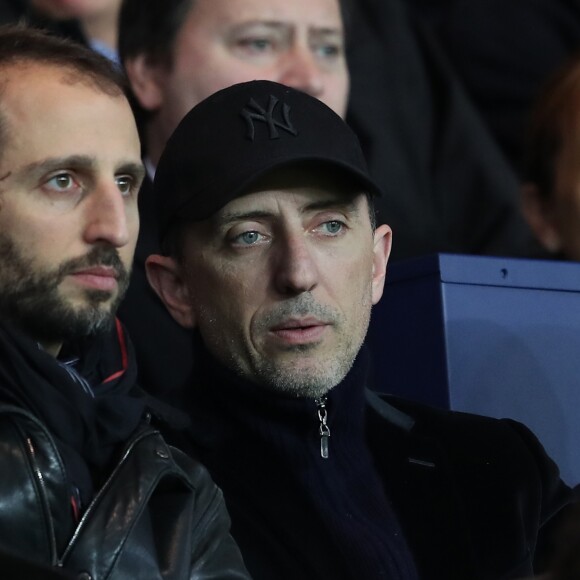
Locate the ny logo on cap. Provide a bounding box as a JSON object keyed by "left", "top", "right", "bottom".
{"left": 241, "top": 95, "right": 298, "bottom": 141}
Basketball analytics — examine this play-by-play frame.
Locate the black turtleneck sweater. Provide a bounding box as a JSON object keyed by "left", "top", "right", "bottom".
{"left": 182, "top": 344, "right": 418, "bottom": 580}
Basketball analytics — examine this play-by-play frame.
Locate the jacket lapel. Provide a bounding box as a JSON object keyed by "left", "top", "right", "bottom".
{"left": 365, "top": 391, "right": 481, "bottom": 580}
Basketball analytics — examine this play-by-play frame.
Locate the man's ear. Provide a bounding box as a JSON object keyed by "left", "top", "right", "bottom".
{"left": 124, "top": 54, "right": 166, "bottom": 112}
{"left": 521, "top": 183, "right": 562, "bottom": 253}
{"left": 371, "top": 224, "right": 392, "bottom": 305}
{"left": 146, "top": 254, "right": 195, "bottom": 328}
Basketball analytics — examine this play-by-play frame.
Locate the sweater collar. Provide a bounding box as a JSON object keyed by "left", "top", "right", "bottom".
{"left": 188, "top": 339, "right": 420, "bottom": 580}
{"left": 190, "top": 340, "right": 372, "bottom": 459}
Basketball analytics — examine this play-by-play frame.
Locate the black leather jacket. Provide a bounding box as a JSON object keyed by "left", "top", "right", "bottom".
{"left": 0, "top": 404, "right": 250, "bottom": 580}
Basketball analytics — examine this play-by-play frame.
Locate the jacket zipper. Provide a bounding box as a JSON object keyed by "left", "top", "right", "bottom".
{"left": 25, "top": 437, "right": 59, "bottom": 566}
{"left": 315, "top": 397, "right": 330, "bottom": 459}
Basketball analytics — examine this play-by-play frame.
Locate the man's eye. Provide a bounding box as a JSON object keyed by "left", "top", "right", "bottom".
{"left": 234, "top": 231, "right": 264, "bottom": 245}
{"left": 236, "top": 37, "right": 275, "bottom": 54}
{"left": 313, "top": 43, "right": 342, "bottom": 59}
{"left": 321, "top": 220, "right": 344, "bottom": 235}
{"left": 46, "top": 172, "right": 76, "bottom": 191}
{"left": 116, "top": 175, "right": 134, "bottom": 196}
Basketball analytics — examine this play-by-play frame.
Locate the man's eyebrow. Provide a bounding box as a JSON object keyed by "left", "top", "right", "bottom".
{"left": 17, "top": 156, "right": 145, "bottom": 181}
{"left": 216, "top": 209, "right": 275, "bottom": 226}
{"left": 21, "top": 155, "right": 96, "bottom": 176}
{"left": 309, "top": 26, "right": 344, "bottom": 36}
{"left": 301, "top": 197, "right": 360, "bottom": 215}
{"left": 117, "top": 161, "right": 146, "bottom": 181}
{"left": 231, "top": 21, "right": 342, "bottom": 35}
{"left": 217, "top": 198, "right": 361, "bottom": 225}
{"left": 230, "top": 20, "right": 288, "bottom": 32}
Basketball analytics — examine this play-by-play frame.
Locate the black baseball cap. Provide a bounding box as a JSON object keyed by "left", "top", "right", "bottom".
{"left": 154, "top": 80, "right": 382, "bottom": 240}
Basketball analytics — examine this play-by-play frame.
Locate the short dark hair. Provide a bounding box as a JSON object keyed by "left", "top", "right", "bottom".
{"left": 118, "top": 0, "right": 195, "bottom": 68}
{"left": 0, "top": 24, "right": 128, "bottom": 160}
{"left": 522, "top": 52, "right": 580, "bottom": 200}
{"left": 118, "top": 0, "right": 195, "bottom": 132}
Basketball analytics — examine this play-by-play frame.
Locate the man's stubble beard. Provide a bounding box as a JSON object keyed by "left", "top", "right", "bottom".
{"left": 222, "top": 292, "right": 372, "bottom": 399}
{"left": 0, "top": 234, "right": 130, "bottom": 345}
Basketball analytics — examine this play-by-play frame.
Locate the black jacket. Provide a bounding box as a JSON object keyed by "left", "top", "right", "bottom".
{"left": 0, "top": 321, "right": 250, "bottom": 579}
{"left": 366, "top": 391, "right": 569, "bottom": 578}
{"left": 179, "top": 346, "right": 571, "bottom": 579}
{"left": 0, "top": 405, "right": 249, "bottom": 580}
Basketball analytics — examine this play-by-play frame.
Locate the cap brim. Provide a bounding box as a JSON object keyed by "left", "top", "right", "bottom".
{"left": 169, "top": 156, "right": 383, "bottom": 226}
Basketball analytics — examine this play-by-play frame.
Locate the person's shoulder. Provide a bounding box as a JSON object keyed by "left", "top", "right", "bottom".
{"left": 141, "top": 400, "right": 221, "bottom": 493}
{"left": 368, "top": 390, "right": 550, "bottom": 461}
{"left": 375, "top": 390, "right": 512, "bottom": 428}
{"left": 160, "top": 438, "right": 252, "bottom": 578}
{"left": 168, "top": 442, "right": 217, "bottom": 489}
{"left": 0, "top": 403, "right": 54, "bottom": 442}
{"left": 368, "top": 390, "right": 504, "bottom": 430}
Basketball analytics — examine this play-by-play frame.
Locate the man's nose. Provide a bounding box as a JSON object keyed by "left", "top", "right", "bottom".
{"left": 273, "top": 232, "right": 319, "bottom": 296}
{"left": 83, "top": 182, "right": 130, "bottom": 248}
{"left": 278, "top": 45, "right": 325, "bottom": 101}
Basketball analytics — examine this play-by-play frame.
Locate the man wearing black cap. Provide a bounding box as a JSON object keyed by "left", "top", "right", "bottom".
{"left": 147, "top": 80, "right": 570, "bottom": 580}
{"left": 117, "top": 0, "right": 537, "bottom": 403}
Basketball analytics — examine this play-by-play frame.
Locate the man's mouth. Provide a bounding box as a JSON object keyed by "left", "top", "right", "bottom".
{"left": 269, "top": 317, "right": 330, "bottom": 344}
{"left": 68, "top": 266, "right": 119, "bottom": 292}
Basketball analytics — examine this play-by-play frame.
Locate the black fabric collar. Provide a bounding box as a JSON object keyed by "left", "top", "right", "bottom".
{"left": 188, "top": 338, "right": 371, "bottom": 454}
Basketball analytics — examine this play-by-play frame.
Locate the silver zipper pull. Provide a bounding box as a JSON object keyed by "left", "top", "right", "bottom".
{"left": 315, "top": 397, "right": 330, "bottom": 459}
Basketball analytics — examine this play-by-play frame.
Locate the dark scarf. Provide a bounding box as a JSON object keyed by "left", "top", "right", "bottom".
{"left": 185, "top": 341, "right": 418, "bottom": 580}
{"left": 0, "top": 319, "right": 146, "bottom": 505}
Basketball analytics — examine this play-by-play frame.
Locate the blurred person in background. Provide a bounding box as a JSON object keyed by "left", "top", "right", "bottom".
{"left": 548, "top": 498, "right": 580, "bottom": 580}
{"left": 30, "top": 0, "right": 121, "bottom": 60}
{"left": 0, "top": 0, "right": 121, "bottom": 61}
{"left": 407, "top": 0, "right": 580, "bottom": 173}
{"left": 521, "top": 53, "right": 580, "bottom": 261}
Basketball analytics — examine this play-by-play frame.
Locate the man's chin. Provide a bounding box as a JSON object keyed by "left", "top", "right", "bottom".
{"left": 67, "top": 300, "right": 118, "bottom": 333}
{"left": 65, "top": 282, "right": 127, "bottom": 322}
{"left": 252, "top": 355, "right": 348, "bottom": 399}
{"left": 65, "top": 284, "right": 117, "bottom": 306}
{"left": 6, "top": 297, "right": 117, "bottom": 346}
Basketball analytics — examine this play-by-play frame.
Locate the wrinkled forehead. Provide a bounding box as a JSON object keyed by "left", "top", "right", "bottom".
{"left": 0, "top": 65, "right": 138, "bottom": 170}
{"left": 0, "top": 66, "right": 128, "bottom": 122}
{"left": 0, "top": 61, "right": 126, "bottom": 143}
